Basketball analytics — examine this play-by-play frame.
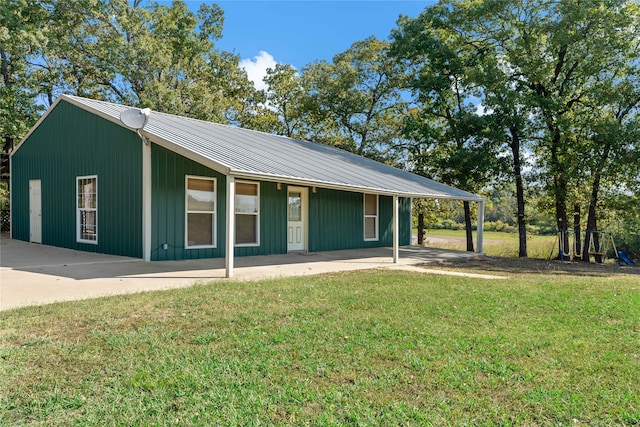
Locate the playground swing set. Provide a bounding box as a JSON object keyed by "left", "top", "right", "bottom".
{"left": 549, "top": 229, "right": 635, "bottom": 265}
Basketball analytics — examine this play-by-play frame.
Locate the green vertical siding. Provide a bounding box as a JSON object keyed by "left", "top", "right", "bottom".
{"left": 234, "top": 181, "right": 287, "bottom": 257}
{"left": 150, "top": 146, "right": 288, "bottom": 260}
{"left": 308, "top": 188, "right": 411, "bottom": 252}
{"left": 12, "top": 99, "right": 412, "bottom": 261}
{"left": 11, "top": 101, "right": 142, "bottom": 257}
{"left": 151, "top": 145, "right": 225, "bottom": 261}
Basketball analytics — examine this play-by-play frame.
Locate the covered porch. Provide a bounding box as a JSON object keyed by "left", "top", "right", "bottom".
{"left": 1, "top": 237, "right": 485, "bottom": 310}
{"left": 221, "top": 175, "right": 486, "bottom": 278}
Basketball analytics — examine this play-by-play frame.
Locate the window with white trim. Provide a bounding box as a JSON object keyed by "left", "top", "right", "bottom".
{"left": 364, "top": 193, "right": 378, "bottom": 241}
{"left": 185, "top": 176, "right": 216, "bottom": 248}
{"left": 235, "top": 181, "right": 259, "bottom": 246}
{"left": 77, "top": 175, "right": 98, "bottom": 244}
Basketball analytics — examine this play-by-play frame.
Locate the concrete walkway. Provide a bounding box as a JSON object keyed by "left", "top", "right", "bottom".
{"left": 1, "top": 235, "right": 490, "bottom": 311}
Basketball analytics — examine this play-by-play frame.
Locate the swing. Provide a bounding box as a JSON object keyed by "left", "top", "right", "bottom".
{"left": 573, "top": 231, "right": 583, "bottom": 260}
{"left": 549, "top": 229, "right": 618, "bottom": 263}
{"left": 549, "top": 229, "right": 580, "bottom": 260}
{"left": 588, "top": 233, "right": 605, "bottom": 256}
{"left": 587, "top": 231, "right": 619, "bottom": 263}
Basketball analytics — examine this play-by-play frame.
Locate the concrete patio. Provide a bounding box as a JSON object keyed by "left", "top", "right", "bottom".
{"left": 1, "top": 235, "right": 484, "bottom": 311}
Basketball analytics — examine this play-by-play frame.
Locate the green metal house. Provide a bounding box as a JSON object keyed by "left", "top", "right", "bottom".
{"left": 10, "top": 95, "right": 485, "bottom": 277}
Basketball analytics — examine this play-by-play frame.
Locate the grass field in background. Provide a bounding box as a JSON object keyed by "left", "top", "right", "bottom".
{"left": 421, "top": 229, "right": 557, "bottom": 259}
{"left": 2, "top": 269, "right": 639, "bottom": 425}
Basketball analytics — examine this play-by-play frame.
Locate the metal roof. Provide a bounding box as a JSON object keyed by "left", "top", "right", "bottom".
{"left": 20, "top": 94, "right": 483, "bottom": 201}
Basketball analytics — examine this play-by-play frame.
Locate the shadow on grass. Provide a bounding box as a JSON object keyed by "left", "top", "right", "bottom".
{"left": 431, "top": 256, "right": 640, "bottom": 277}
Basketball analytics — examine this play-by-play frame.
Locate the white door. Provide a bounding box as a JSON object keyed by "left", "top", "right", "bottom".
{"left": 29, "top": 179, "right": 42, "bottom": 243}
{"left": 287, "top": 187, "right": 307, "bottom": 251}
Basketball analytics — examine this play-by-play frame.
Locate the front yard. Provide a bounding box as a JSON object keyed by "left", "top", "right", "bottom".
{"left": 1, "top": 262, "right": 639, "bottom": 425}
{"left": 421, "top": 229, "right": 556, "bottom": 259}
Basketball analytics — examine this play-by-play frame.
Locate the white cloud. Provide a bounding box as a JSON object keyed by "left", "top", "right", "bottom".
{"left": 240, "top": 51, "right": 277, "bottom": 91}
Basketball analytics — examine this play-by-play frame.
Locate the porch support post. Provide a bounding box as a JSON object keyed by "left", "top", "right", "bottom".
{"left": 393, "top": 195, "right": 399, "bottom": 263}
{"left": 476, "top": 199, "right": 485, "bottom": 254}
{"left": 9, "top": 154, "right": 12, "bottom": 238}
{"left": 225, "top": 176, "right": 235, "bottom": 278}
{"left": 142, "top": 140, "right": 152, "bottom": 261}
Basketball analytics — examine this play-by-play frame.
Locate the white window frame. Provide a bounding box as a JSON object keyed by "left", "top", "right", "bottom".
{"left": 76, "top": 175, "right": 98, "bottom": 244}
{"left": 185, "top": 175, "right": 217, "bottom": 249}
{"left": 235, "top": 180, "right": 260, "bottom": 247}
{"left": 363, "top": 193, "right": 379, "bottom": 241}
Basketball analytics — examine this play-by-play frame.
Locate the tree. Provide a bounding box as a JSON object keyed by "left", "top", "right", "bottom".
{"left": 391, "top": 7, "right": 504, "bottom": 252}
{"left": 471, "top": 34, "right": 537, "bottom": 257}
{"left": 303, "top": 36, "right": 407, "bottom": 162}
{"left": 489, "top": 97, "right": 531, "bottom": 257}
{"left": 260, "top": 63, "right": 308, "bottom": 138}
{"left": 0, "top": 0, "right": 47, "bottom": 155}
{"left": 578, "top": 64, "right": 640, "bottom": 261}
{"left": 25, "top": 0, "right": 258, "bottom": 124}
{"left": 473, "top": 0, "right": 639, "bottom": 259}
{"left": 392, "top": 0, "right": 640, "bottom": 258}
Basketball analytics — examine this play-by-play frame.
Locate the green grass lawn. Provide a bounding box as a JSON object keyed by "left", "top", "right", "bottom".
{"left": 422, "top": 229, "right": 557, "bottom": 259}
{"left": 2, "top": 269, "right": 639, "bottom": 425}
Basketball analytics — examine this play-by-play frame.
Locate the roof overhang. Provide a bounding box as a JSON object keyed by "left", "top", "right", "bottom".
{"left": 227, "top": 169, "right": 483, "bottom": 201}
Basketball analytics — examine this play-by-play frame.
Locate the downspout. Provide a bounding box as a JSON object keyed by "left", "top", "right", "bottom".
{"left": 142, "top": 135, "right": 152, "bottom": 261}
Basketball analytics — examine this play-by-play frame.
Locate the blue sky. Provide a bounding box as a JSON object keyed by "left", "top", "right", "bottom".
{"left": 180, "top": 1, "right": 435, "bottom": 89}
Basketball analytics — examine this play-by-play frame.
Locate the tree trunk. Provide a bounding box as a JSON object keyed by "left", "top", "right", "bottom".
{"left": 417, "top": 212, "right": 424, "bottom": 245}
{"left": 515, "top": 175, "right": 527, "bottom": 258}
{"left": 1, "top": 50, "right": 11, "bottom": 86}
{"left": 543, "top": 115, "right": 570, "bottom": 260}
{"left": 554, "top": 175, "right": 569, "bottom": 260}
{"left": 2, "top": 135, "right": 13, "bottom": 153}
{"left": 583, "top": 200, "right": 598, "bottom": 263}
{"left": 0, "top": 135, "right": 13, "bottom": 180}
{"left": 549, "top": 125, "right": 569, "bottom": 260}
{"left": 573, "top": 203, "right": 581, "bottom": 260}
{"left": 463, "top": 201, "right": 474, "bottom": 252}
{"left": 583, "top": 141, "right": 611, "bottom": 264}
{"left": 583, "top": 175, "right": 601, "bottom": 263}
{"left": 510, "top": 125, "right": 527, "bottom": 257}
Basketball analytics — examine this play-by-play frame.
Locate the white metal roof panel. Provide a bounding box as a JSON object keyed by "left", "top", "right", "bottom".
{"left": 59, "top": 95, "right": 482, "bottom": 201}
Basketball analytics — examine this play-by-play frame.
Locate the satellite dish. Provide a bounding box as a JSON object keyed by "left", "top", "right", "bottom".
{"left": 119, "top": 107, "right": 151, "bottom": 130}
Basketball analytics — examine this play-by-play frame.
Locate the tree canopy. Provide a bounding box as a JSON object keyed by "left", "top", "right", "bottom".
{"left": 3, "top": 0, "right": 261, "bottom": 128}
{"left": 1, "top": 0, "right": 48, "bottom": 152}
{"left": 391, "top": 0, "right": 640, "bottom": 257}
{"left": 302, "top": 37, "right": 408, "bottom": 162}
